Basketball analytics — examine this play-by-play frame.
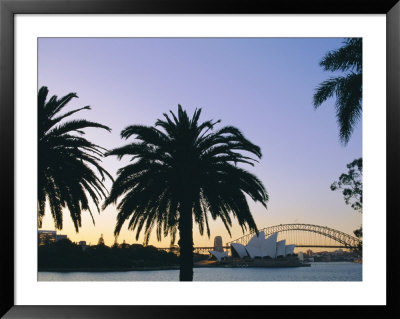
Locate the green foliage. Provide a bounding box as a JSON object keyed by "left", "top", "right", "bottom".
{"left": 313, "top": 38, "right": 362, "bottom": 145}
{"left": 330, "top": 158, "right": 362, "bottom": 213}
{"left": 104, "top": 105, "right": 269, "bottom": 280}
{"left": 353, "top": 226, "right": 363, "bottom": 255}
{"left": 331, "top": 159, "right": 363, "bottom": 256}
{"left": 97, "top": 234, "right": 105, "bottom": 245}
{"left": 353, "top": 226, "right": 362, "bottom": 239}
{"left": 38, "top": 240, "right": 179, "bottom": 269}
{"left": 38, "top": 87, "right": 112, "bottom": 232}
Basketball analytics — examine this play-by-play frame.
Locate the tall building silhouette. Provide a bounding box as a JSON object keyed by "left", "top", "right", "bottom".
{"left": 214, "top": 236, "right": 223, "bottom": 252}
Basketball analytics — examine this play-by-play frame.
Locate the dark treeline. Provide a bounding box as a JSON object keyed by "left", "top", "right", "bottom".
{"left": 38, "top": 239, "right": 208, "bottom": 270}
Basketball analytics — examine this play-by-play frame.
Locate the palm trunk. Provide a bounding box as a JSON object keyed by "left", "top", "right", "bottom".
{"left": 178, "top": 201, "right": 193, "bottom": 281}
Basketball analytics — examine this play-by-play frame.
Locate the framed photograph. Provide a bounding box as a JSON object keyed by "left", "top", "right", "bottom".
{"left": 1, "top": 0, "right": 399, "bottom": 317}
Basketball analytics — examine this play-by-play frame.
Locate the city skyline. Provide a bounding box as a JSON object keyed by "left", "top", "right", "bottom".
{"left": 38, "top": 37, "right": 362, "bottom": 248}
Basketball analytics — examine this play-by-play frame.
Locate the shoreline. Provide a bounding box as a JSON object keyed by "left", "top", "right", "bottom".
{"left": 38, "top": 261, "right": 312, "bottom": 272}
{"left": 38, "top": 266, "right": 180, "bottom": 272}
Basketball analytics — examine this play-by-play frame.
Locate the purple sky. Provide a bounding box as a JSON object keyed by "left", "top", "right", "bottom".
{"left": 38, "top": 38, "right": 362, "bottom": 247}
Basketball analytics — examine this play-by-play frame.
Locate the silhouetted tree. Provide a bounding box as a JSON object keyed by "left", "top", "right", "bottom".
{"left": 38, "top": 240, "right": 180, "bottom": 269}
{"left": 97, "top": 234, "right": 105, "bottom": 246}
{"left": 331, "top": 158, "right": 362, "bottom": 255}
{"left": 330, "top": 158, "right": 362, "bottom": 213}
{"left": 103, "top": 105, "right": 268, "bottom": 281}
{"left": 38, "top": 86, "right": 112, "bottom": 231}
{"left": 353, "top": 226, "right": 362, "bottom": 239}
{"left": 353, "top": 226, "right": 363, "bottom": 255}
{"left": 112, "top": 236, "right": 119, "bottom": 248}
{"left": 313, "top": 38, "right": 362, "bottom": 145}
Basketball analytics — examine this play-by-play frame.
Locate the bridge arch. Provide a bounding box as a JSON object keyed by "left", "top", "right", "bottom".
{"left": 227, "top": 223, "right": 361, "bottom": 248}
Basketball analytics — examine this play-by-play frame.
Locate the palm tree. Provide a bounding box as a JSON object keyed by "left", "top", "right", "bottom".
{"left": 313, "top": 38, "right": 362, "bottom": 145}
{"left": 103, "top": 105, "right": 268, "bottom": 281}
{"left": 38, "top": 86, "right": 112, "bottom": 232}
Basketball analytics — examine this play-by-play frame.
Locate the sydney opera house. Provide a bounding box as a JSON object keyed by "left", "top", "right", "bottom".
{"left": 209, "top": 232, "right": 295, "bottom": 261}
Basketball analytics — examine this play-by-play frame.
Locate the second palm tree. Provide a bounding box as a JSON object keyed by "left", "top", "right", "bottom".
{"left": 104, "top": 105, "right": 269, "bottom": 281}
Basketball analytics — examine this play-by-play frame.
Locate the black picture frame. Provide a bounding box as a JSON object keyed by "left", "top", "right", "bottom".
{"left": 1, "top": 0, "right": 399, "bottom": 318}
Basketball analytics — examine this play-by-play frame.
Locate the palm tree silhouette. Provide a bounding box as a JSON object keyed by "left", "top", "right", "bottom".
{"left": 103, "top": 105, "right": 268, "bottom": 281}
{"left": 38, "top": 86, "right": 112, "bottom": 232}
{"left": 313, "top": 38, "right": 362, "bottom": 145}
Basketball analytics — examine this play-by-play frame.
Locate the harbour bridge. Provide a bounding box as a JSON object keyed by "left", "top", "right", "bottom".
{"left": 158, "top": 223, "right": 362, "bottom": 254}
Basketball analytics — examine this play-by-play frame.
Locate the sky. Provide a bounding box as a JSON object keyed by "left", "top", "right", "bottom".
{"left": 38, "top": 38, "right": 362, "bottom": 248}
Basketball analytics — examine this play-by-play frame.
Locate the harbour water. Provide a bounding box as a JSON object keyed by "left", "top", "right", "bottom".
{"left": 38, "top": 262, "right": 361, "bottom": 281}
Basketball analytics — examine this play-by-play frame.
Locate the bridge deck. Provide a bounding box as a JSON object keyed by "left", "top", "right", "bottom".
{"left": 158, "top": 244, "right": 357, "bottom": 252}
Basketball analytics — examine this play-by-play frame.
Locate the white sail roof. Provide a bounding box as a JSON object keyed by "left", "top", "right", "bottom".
{"left": 230, "top": 232, "right": 296, "bottom": 259}
{"left": 276, "top": 239, "right": 286, "bottom": 257}
{"left": 246, "top": 231, "right": 267, "bottom": 258}
{"left": 231, "top": 243, "right": 248, "bottom": 259}
{"left": 246, "top": 231, "right": 265, "bottom": 249}
{"left": 285, "top": 244, "right": 295, "bottom": 255}
{"left": 260, "top": 233, "right": 278, "bottom": 258}
{"left": 209, "top": 250, "right": 228, "bottom": 261}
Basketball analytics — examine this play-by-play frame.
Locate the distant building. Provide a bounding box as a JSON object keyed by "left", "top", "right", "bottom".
{"left": 38, "top": 230, "right": 69, "bottom": 245}
{"left": 214, "top": 236, "right": 223, "bottom": 252}
{"left": 209, "top": 236, "right": 227, "bottom": 261}
{"left": 38, "top": 230, "right": 56, "bottom": 246}
{"left": 79, "top": 241, "right": 88, "bottom": 251}
{"left": 56, "top": 234, "right": 68, "bottom": 242}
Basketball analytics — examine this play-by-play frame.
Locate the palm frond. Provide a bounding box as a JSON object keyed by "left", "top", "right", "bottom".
{"left": 105, "top": 105, "right": 268, "bottom": 244}
{"left": 38, "top": 86, "right": 112, "bottom": 232}
{"left": 320, "top": 38, "right": 362, "bottom": 73}
{"left": 313, "top": 38, "right": 362, "bottom": 145}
